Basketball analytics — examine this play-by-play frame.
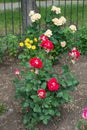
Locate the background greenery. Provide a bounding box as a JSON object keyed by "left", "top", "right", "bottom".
{"left": 0, "top": 4, "right": 87, "bottom": 35}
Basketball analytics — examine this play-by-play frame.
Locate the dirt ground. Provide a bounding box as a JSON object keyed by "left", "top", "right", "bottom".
{"left": 0, "top": 55, "right": 87, "bottom": 130}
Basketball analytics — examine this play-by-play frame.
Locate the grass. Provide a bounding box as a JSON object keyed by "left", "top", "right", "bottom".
{"left": 0, "top": 4, "right": 87, "bottom": 36}
{"left": 0, "top": 0, "right": 20, "bottom": 2}
{"left": 0, "top": 8, "right": 22, "bottom": 35}
{"left": 0, "top": 103, "right": 6, "bottom": 115}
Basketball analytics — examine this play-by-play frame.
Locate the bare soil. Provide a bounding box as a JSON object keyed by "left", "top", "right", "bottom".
{"left": 0, "top": 55, "right": 87, "bottom": 130}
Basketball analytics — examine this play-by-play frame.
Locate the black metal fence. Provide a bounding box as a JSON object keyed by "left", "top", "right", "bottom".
{"left": 0, "top": 0, "right": 86, "bottom": 36}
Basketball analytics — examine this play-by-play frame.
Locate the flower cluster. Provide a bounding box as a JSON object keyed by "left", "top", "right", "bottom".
{"left": 51, "top": 5, "right": 61, "bottom": 14}
{"left": 29, "top": 10, "right": 41, "bottom": 22}
{"left": 40, "top": 34, "right": 54, "bottom": 52}
{"left": 52, "top": 16, "right": 66, "bottom": 26}
{"left": 19, "top": 38, "right": 37, "bottom": 50}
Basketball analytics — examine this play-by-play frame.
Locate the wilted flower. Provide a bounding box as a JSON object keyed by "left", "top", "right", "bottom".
{"left": 47, "top": 78, "right": 60, "bottom": 91}
{"left": 29, "top": 57, "right": 43, "bottom": 69}
{"left": 44, "top": 29, "right": 52, "bottom": 37}
{"left": 37, "top": 89, "right": 46, "bottom": 98}
{"left": 69, "top": 25, "right": 77, "bottom": 32}
{"left": 60, "top": 41, "right": 66, "bottom": 47}
{"left": 51, "top": 5, "right": 61, "bottom": 14}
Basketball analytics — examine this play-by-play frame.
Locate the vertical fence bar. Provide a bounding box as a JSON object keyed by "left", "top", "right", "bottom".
{"left": 45, "top": 0, "right": 47, "bottom": 27}
{"left": 82, "top": 0, "right": 84, "bottom": 22}
{"left": 4, "top": 0, "right": 7, "bottom": 35}
{"left": 58, "top": 0, "right": 60, "bottom": 7}
{"left": 64, "top": 0, "right": 66, "bottom": 18}
{"left": 76, "top": 0, "right": 79, "bottom": 26}
{"left": 70, "top": 0, "right": 72, "bottom": 24}
{"left": 11, "top": 0, "right": 14, "bottom": 34}
{"left": 18, "top": 1, "right": 22, "bottom": 35}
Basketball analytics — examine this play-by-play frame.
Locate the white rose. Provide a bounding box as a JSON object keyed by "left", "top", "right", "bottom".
{"left": 29, "top": 10, "right": 35, "bottom": 17}
{"left": 69, "top": 25, "right": 77, "bottom": 32}
{"left": 52, "top": 18, "right": 62, "bottom": 26}
{"left": 51, "top": 6, "right": 61, "bottom": 14}
{"left": 60, "top": 41, "right": 66, "bottom": 47}
{"left": 31, "top": 13, "right": 41, "bottom": 22}
{"left": 59, "top": 16, "right": 66, "bottom": 25}
{"left": 44, "top": 29, "right": 52, "bottom": 37}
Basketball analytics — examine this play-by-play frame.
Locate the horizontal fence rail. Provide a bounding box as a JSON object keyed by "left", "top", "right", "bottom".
{"left": 0, "top": 0, "right": 86, "bottom": 36}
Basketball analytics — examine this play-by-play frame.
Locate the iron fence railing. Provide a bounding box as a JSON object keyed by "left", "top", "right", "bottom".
{"left": 0, "top": 0, "right": 86, "bottom": 36}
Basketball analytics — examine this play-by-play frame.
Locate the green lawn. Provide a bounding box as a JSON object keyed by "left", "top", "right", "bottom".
{"left": 0, "top": 0, "right": 20, "bottom": 2}
{"left": 0, "top": 4, "right": 87, "bottom": 36}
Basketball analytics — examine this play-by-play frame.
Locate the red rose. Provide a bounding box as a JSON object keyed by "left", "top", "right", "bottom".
{"left": 69, "top": 47, "right": 80, "bottom": 60}
{"left": 47, "top": 78, "right": 60, "bottom": 91}
{"left": 37, "top": 89, "right": 46, "bottom": 98}
{"left": 40, "top": 39, "right": 54, "bottom": 50}
{"left": 29, "top": 57, "right": 43, "bottom": 69}
{"left": 39, "top": 34, "right": 48, "bottom": 41}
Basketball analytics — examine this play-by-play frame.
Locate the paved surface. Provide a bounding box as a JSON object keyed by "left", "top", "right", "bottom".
{"left": 0, "top": 1, "right": 87, "bottom": 10}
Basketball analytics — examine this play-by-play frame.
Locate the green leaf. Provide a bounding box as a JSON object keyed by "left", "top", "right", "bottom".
{"left": 34, "top": 105, "right": 41, "bottom": 113}
{"left": 57, "top": 92, "right": 63, "bottom": 97}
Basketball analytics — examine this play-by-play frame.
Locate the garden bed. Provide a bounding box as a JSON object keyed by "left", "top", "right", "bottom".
{"left": 0, "top": 55, "right": 87, "bottom": 130}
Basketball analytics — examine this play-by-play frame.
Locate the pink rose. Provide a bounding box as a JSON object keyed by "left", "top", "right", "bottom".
{"left": 82, "top": 108, "right": 87, "bottom": 119}
{"left": 14, "top": 69, "right": 20, "bottom": 75}
{"left": 69, "top": 47, "right": 80, "bottom": 60}
{"left": 47, "top": 78, "right": 60, "bottom": 91}
{"left": 37, "top": 89, "right": 46, "bottom": 98}
{"left": 29, "top": 57, "right": 43, "bottom": 69}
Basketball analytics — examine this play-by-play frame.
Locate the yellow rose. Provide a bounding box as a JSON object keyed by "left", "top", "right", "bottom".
{"left": 25, "top": 42, "right": 29, "bottom": 46}
{"left": 30, "top": 40, "right": 33, "bottom": 44}
{"left": 26, "top": 44, "right": 31, "bottom": 49}
{"left": 34, "top": 38, "right": 38, "bottom": 42}
{"left": 19, "top": 42, "right": 24, "bottom": 47}
{"left": 31, "top": 45, "right": 36, "bottom": 50}
{"left": 24, "top": 38, "right": 30, "bottom": 43}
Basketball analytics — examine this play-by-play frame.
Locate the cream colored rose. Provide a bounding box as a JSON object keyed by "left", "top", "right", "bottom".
{"left": 31, "top": 13, "right": 41, "bottom": 22}
{"left": 29, "top": 10, "right": 35, "bottom": 16}
{"left": 60, "top": 41, "right": 66, "bottom": 47}
{"left": 52, "top": 18, "right": 62, "bottom": 26}
{"left": 59, "top": 16, "right": 66, "bottom": 25}
{"left": 51, "top": 6, "right": 61, "bottom": 14}
{"left": 44, "top": 29, "right": 52, "bottom": 37}
{"left": 69, "top": 25, "right": 77, "bottom": 32}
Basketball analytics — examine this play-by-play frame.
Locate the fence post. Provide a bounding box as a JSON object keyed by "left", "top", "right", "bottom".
{"left": 21, "top": 0, "right": 38, "bottom": 32}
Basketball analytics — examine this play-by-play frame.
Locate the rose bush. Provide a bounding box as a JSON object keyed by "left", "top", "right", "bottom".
{"left": 18, "top": 6, "right": 78, "bottom": 64}
{"left": 77, "top": 108, "right": 87, "bottom": 130}
{"left": 14, "top": 5, "right": 80, "bottom": 130}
